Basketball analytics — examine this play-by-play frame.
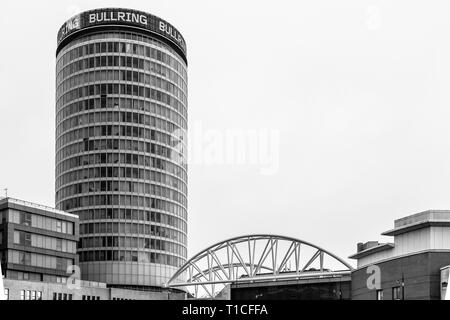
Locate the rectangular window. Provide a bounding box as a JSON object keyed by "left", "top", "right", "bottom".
{"left": 56, "top": 220, "right": 62, "bottom": 233}
{"left": 25, "top": 290, "right": 30, "bottom": 300}
{"left": 4, "top": 289, "right": 9, "bottom": 300}
{"left": 376, "top": 290, "right": 383, "bottom": 300}
{"left": 19, "top": 252, "right": 31, "bottom": 266}
{"left": 53, "top": 292, "right": 57, "bottom": 300}
{"left": 21, "top": 212, "right": 32, "bottom": 226}
{"left": 31, "top": 291, "right": 36, "bottom": 300}
{"left": 56, "top": 258, "right": 65, "bottom": 271}
{"left": 392, "top": 287, "right": 402, "bottom": 300}
{"left": 14, "top": 231, "right": 20, "bottom": 244}
{"left": 67, "top": 222, "right": 74, "bottom": 235}
{"left": 56, "top": 239, "right": 62, "bottom": 251}
{"left": 20, "top": 290, "right": 25, "bottom": 300}
{"left": 45, "top": 217, "right": 51, "bottom": 231}
{"left": 25, "top": 233, "right": 32, "bottom": 246}
{"left": 37, "top": 291, "right": 42, "bottom": 300}
{"left": 9, "top": 209, "right": 20, "bottom": 224}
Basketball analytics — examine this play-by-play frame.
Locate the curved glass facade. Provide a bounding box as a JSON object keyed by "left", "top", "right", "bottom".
{"left": 55, "top": 19, "right": 188, "bottom": 288}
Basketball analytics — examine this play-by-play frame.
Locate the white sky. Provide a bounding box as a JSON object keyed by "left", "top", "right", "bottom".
{"left": 1, "top": 0, "right": 450, "bottom": 266}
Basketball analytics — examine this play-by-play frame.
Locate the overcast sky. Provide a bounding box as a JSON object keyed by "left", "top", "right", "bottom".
{"left": 2, "top": 0, "right": 450, "bottom": 265}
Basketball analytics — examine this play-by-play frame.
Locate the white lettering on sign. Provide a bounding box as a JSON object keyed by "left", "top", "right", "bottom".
{"left": 60, "top": 15, "right": 81, "bottom": 40}
{"left": 366, "top": 265, "right": 381, "bottom": 290}
{"left": 159, "top": 21, "right": 183, "bottom": 44}
{"left": 67, "top": 16, "right": 81, "bottom": 30}
{"left": 89, "top": 11, "right": 148, "bottom": 26}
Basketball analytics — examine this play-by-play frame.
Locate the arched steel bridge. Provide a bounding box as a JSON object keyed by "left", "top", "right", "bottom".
{"left": 165, "top": 235, "right": 353, "bottom": 299}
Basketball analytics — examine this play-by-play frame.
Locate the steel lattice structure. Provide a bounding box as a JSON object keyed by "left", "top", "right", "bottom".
{"left": 165, "top": 235, "right": 353, "bottom": 299}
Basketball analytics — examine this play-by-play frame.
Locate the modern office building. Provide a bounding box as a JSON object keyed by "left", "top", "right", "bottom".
{"left": 2, "top": 278, "right": 185, "bottom": 300}
{"left": 0, "top": 198, "right": 79, "bottom": 286}
{"left": 55, "top": 8, "right": 188, "bottom": 289}
{"left": 350, "top": 210, "right": 450, "bottom": 300}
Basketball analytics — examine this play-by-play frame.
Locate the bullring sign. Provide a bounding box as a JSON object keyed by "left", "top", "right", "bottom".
{"left": 57, "top": 9, "right": 187, "bottom": 58}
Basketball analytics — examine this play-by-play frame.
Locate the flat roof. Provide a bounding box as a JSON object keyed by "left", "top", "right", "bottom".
{"left": 349, "top": 243, "right": 395, "bottom": 260}
{"left": 382, "top": 210, "right": 450, "bottom": 236}
{"left": 0, "top": 197, "right": 78, "bottom": 219}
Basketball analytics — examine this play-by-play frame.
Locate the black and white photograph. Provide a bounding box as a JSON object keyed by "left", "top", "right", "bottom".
{"left": 0, "top": 0, "right": 449, "bottom": 314}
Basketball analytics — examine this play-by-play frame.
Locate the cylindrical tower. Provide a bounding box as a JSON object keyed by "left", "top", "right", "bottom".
{"left": 55, "top": 8, "right": 188, "bottom": 289}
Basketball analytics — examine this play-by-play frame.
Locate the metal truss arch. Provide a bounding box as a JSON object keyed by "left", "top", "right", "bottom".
{"left": 165, "top": 234, "right": 353, "bottom": 299}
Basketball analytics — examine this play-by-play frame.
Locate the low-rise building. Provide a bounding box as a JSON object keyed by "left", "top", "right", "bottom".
{"left": 0, "top": 197, "right": 79, "bottom": 284}
{"left": 0, "top": 197, "right": 185, "bottom": 300}
{"left": 350, "top": 210, "right": 450, "bottom": 300}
